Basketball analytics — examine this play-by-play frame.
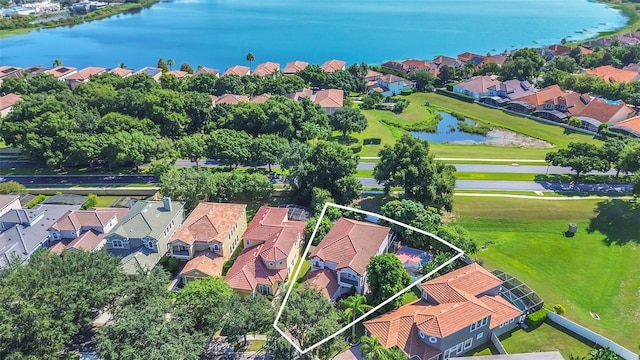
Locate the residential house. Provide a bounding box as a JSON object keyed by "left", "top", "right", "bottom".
{"left": 512, "top": 84, "right": 567, "bottom": 113}
{"left": 44, "top": 66, "right": 78, "bottom": 80}
{"left": 585, "top": 65, "right": 640, "bottom": 83}
{"left": 402, "top": 59, "right": 433, "bottom": 74}
{"left": 432, "top": 56, "right": 464, "bottom": 70}
{"left": 167, "top": 70, "right": 192, "bottom": 78}
{"left": 303, "top": 218, "right": 393, "bottom": 301}
{"left": 216, "top": 94, "right": 250, "bottom": 105}
{"left": 622, "top": 63, "right": 640, "bottom": 73}
{"left": 452, "top": 76, "right": 500, "bottom": 99}
{"left": 209, "top": 95, "right": 218, "bottom": 107}
{"left": 21, "top": 65, "right": 48, "bottom": 76}
{"left": 250, "top": 93, "right": 272, "bottom": 104}
{"left": 457, "top": 52, "right": 485, "bottom": 69}
{"left": 134, "top": 67, "right": 163, "bottom": 81}
{"left": 167, "top": 202, "right": 247, "bottom": 284}
{"left": 363, "top": 263, "right": 523, "bottom": 360}
{"left": 195, "top": 66, "right": 220, "bottom": 77}
{"left": 65, "top": 66, "right": 106, "bottom": 88}
{"left": 105, "top": 198, "right": 184, "bottom": 276}
{"left": 48, "top": 207, "right": 129, "bottom": 254}
{"left": 374, "top": 74, "right": 416, "bottom": 97}
{"left": 365, "top": 69, "right": 383, "bottom": 88}
{"left": 283, "top": 60, "right": 309, "bottom": 75}
{"left": 0, "top": 93, "right": 22, "bottom": 117}
{"left": 0, "top": 65, "right": 22, "bottom": 85}
{"left": 312, "top": 89, "right": 344, "bottom": 115}
{"left": 539, "top": 44, "right": 572, "bottom": 60}
{"left": 611, "top": 115, "right": 640, "bottom": 137}
{"left": 0, "top": 204, "right": 80, "bottom": 268}
{"left": 486, "top": 80, "right": 535, "bottom": 100}
{"left": 482, "top": 54, "right": 508, "bottom": 67}
{"left": 252, "top": 62, "right": 280, "bottom": 77}
{"left": 286, "top": 88, "right": 313, "bottom": 101}
{"left": 381, "top": 60, "right": 406, "bottom": 73}
{"left": 321, "top": 59, "right": 346, "bottom": 73}
{"left": 0, "top": 195, "right": 21, "bottom": 217}
{"left": 108, "top": 67, "right": 133, "bottom": 78}
{"left": 225, "top": 206, "right": 306, "bottom": 296}
{"left": 575, "top": 99, "right": 635, "bottom": 131}
{"left": 395, "top": 246, "right": 431, "bottom": 279}
{"left": 223, "top": 65, "right": 250, "bottom": 77}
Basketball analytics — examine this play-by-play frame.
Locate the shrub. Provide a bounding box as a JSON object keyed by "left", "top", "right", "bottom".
{"left": 0, "top": 181, "right": 27, "bottom": 194}
{"left": 363, "top": 138, "right": 382, "bottom": 145}
{"left": 553, "top": 304, "right": 566, "bottom": 315}
{"left": 222, "top": 259, "right": 234, "bottom": 275}
{"left": 457, "top": 121, "right": 491, "bottom": 135}
{"left": 526, "top": 308, "right": 548, "bottom": 327}
{"left": 26, "top": 194, "right": 47, "bottom": 209}
{"left": 400, "top": 89, "right": 413, "bottom": 96}
{"left": 350, "top": 144, "right": 363, "bottom": 153}
{"left": 436, "top": 89, "right": 476, "bottom": 103}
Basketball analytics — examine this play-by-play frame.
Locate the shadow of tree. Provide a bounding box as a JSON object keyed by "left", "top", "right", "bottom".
{"left": 588, "top": 199, "right": 640, "bottom": 246}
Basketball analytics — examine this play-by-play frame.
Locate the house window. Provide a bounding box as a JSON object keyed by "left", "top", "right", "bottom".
{"left": 279, "top": 260, "right": 283, "bottom": 266}
{"left": 477, "top": 332, "right": 483, "bottom": 340}
{"left": 481, "top": 317, "right": 488, "bottom": 327}
{"left": 456, "top": 342, "right": 464, "bottom": 354}
{"left": 246, "top": 240, "right": 250, "bottom": 246}
{"left": 269, "top": 262, "right": 274, "bottom": 267}
{"left": 177, "top": 245, "right": 188, "bottom": 252}
{"left": 257, "top": 284, "right": 271, "bottom": 295}
{"left": 510, "top": 318, "right": 515, "bottom": 323}
{"left": 112, "top": 239, "right": 123, "bottom": 248}
{"left": 213, "top": 244, "right": 220, "bottom": 252}
{"left": 147, "top": 241, "right": 155, "bottom": 250}
{"left": 464, "top": 338, "right": 473, "bottom": 350}
{"left": 418, "top": 331, "right": 425, "bottom": 339}
{"left": 428, "top": 337, "right": 437, "bottom": 344}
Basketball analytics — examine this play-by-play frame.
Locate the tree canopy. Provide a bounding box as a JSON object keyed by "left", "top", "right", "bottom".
{"left": 366, "top": 253, "right": 411, "bottom": 312}
{"left": 545, "top": 142, "right": 609, "bottom": 178}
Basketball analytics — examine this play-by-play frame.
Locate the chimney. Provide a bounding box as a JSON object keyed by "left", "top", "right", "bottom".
{"left": 162, "top": 197, "right": 172, "bottom": 212}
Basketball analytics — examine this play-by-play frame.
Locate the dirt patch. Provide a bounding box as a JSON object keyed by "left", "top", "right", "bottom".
{"left": 451, "top": 129, "right": 554, "bottom": 148}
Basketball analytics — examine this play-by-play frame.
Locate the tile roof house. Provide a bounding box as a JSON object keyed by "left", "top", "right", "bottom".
{"left": 432, "top": 56, "right": 464, "bottom": 69}
{"left": 48, "top": 207, "right": 129, "bottom": 254}
{"left": 363, "top": 263, "right": 524, "bottom": 360}
{"left": 65, "top": 66, "right": 107, "bottom": 88}
{"left": 108, "top": 67, "right": 133, "bottom": 78}
{"left": 303, "top": 218, "right": 393, "bottom": 301}
{"left": 0, "top": 93, "right": 22, "bottom": 118}
{"left": 286, "top": 88, "right": 313, "bottom": 101}
{"left": 321, "top": 59, "right": 347, "bottom": 73}
{"left": 225, "top": 206, "right": 306, "bottom": 296}
{"left": 0, "top": 204, "right": 81, "bottom": 268}
{"left": 283, "top": 60, "right": 309, "bottom": 75}
{"left": 105, "top": 198, "right": 184, "bottom": 276}
{"left": 482, "top": 54, "right": 508, "bottom": 67}
{"left": 167, "top": 70, "right": 192, "bottom": 78}
{"left": 515, "top": 84, "right": 567, "bottom": 107}
{"left": 483, "top": 80, "right": 535, "bottom": 106}
{"left": 167, "top": 202, "right": 247, "bottom": 284}
{"left": 373, "top": 74, "right": 416, "bottom": 97}
{"left": 216, "top": 93, "right": 250, "bottom": 105}
{"left": 622, "top": 63, "right": 640, "bottom": 73}
{"left": 0, "top": 195, "right": 21, "bottom": 217}
{"left": 312, "top": 89, "right": 344, "bottom": 115}
{"left": 401, "top": 59, "right": 432, "bottom": 73}
{"left": 252, "top": 62, "right": 280, "bottom": 77}
{"left": 575, "top": 99, "right": 636, "bottom": 131}
{"left": 457, "top": 52, "right": 484, "bottom": 63}
{"left": 381, "top": 60, "right": 407, "bottom": 73}
{"left": 195, "top": 66, "right": 220, "bottom": 77}
{"left": 611, "top": 115, "right": 640, "bottom": 137}
{"left": 539, "top": 44, "right": 572, "bottom": 60}
{"left": 44, "top": 66, "right": 78, "bottom": 80}
{"left": 365, "top": 69, "right": 383, "bottom": 81}
{"left": 134, "top": 67, "right": 163, "bottom": 81}
{"left": 223, "top": 65, "right": 250, "bottom": 77}
{"left": 585, "top": 65, "right": 640, "bottom": 83}
{"left": 452, "top": 76, "right": 501, "bottom": 99}
{"left": 0, "top": 66, "right": 22, "bottom": 85}
{"left": 22, "top": 65, "right": 49, "bottom": 76}
{"left": 250, "top": 93, "right": 272, "bottom": 104}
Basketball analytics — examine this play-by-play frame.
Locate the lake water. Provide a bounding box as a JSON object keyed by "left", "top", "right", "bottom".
{"left": 0, "top": 0, "right": 626, "bottom": 70}
{"left": 411, "top": 112, "right": 489, "bottom": 143}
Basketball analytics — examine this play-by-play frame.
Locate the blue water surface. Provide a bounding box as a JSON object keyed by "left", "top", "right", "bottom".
{"left": 411, "top": 111, "right": 489, "bottom": 143}
{"left": 0, "top": 0, "right": 626, "bottom": 70}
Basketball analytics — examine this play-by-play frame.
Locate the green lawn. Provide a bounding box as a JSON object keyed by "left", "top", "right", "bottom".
{"left": 245, "top": 339, "right": 266, "bottom": 352}
{"left": 292, "top": 258, "right": 311, "bottom": 284}
{"left": 0, "top": 28, "right": 33, "bottom": 38}
{"left": 454, "top": 196, "right": 640, "bottom": 351}
{"left": 92, "top": 196, "right": 123, "bottom": 207}
{"left": 499, "top": 321, "right": 596, "bottom": 359}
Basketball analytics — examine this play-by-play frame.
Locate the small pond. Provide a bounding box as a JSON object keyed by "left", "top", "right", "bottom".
{"left": 410, "top": 112, "right": 489, "bottom": 143}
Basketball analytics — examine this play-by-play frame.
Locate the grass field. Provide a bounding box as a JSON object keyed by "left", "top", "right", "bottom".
{"left": 499, "top": 321, "right": 597, "bottom": 359}
{"left": 453, "top": 196, "right": 640, "bottom": 351}
{"left": 0, "top": 28, "right": 33, "bottom": 38}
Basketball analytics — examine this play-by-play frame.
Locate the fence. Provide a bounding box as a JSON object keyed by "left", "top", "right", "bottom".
{"left": 491, "top": 332, "right": 508, "bottom": 355}
{"left": 546, "top": 311, "right": 639, "bottom": 360}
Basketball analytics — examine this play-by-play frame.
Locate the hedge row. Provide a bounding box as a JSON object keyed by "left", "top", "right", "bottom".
{"left": 363, "top": 138, "right": 382, "bottom": 145}
{"left": 435, "top": 89, "right": 476, "bottom": 103}
{"left": 526, "top": 308, "right": 548, "bottom": 327}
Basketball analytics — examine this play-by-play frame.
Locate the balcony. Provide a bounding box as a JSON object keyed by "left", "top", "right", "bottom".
{"left": 172, "top": 250, "right": 190, "bottom": 258}
{"left": 339, "top": 276, "right": 360, "bottom": 287}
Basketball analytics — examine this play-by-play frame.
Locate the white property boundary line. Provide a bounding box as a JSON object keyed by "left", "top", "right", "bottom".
{"left": 272, "top": 202, "right": 465, "bottom": 355}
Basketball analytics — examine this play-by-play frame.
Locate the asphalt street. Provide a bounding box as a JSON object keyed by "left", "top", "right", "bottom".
{"left": 0, "top": 174, "right": 157, "bottom": 185}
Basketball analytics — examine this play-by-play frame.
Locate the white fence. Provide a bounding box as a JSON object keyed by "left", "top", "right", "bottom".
{"left": 546, "top": 311, "right": 639, "bottom": 360}
{"left": 491, "top": 332, "right": 508, "bottom": 355}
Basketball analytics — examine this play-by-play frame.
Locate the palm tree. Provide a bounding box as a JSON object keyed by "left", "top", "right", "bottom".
{"left": 52, "top": 58, "right": 62, "bottom": 67}
{"left": 246, "top": 52, "right": 255, "bottom": 71}
{"left": 360, "top": 335, "right": 387, "bottom": 360}
{"left": 340, "top": 295, "right": 373, "bottom": 341}
{"left": 167, "top": 58, "right": 174, "bottom": 71}
{"left": 118, "top": 63, "right": 126, "bottom": 69}
{"left": 385, "top": 347, "right": 407, "bottom": 360}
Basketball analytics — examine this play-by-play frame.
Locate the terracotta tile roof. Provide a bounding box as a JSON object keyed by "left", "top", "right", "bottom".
{"left": 455, "top": 75, "right": 501, "bottom": 95}
{"left": 313, "top": 89, "right": 343, "bottom": 108}
{"left": 180, "top": 250, "right": 226, "bottom": 278}
{"left": 44, "top": 66, "right": 77, "bottom": 78}
{"left": 300, "top": 268, "right": 339, "bottom": 300}
{"left": 0, "top": 194, "right": 20, "bottom": 211}
{"left": 169, "top": 202, "right": 246, "bottom": 246}
{"left": 321, "top": 59, "right": 346, "bottom": 73}
{"left": 195, "top": 67, "right": 220, "bottom": 76}
{"left": 109, "top": 67, "right": 133, "bottom": 77}
{"left": 379, "top": 74, "right": 406, "bottom": 84}
{"left": 545, "top": 44, "right": 572, "bottom": 56}
{"left": 0, "top": 66, "right": 22, "bottom": 78}
{"left": 578, "top": 46, "right": 592, "bottom": 55}
{"left": 401, "top": 59, "right": 432, "bottom": 70}
{"left": 483, "top": 54, "right": 508, "bottom": 66}
{"left": 65, "top": 67, "right": 106, "bottom": 81}
{"left": 612, "top": 115, "right": 640, "bottom": 134}
{"left": 548, "top": 91, "right": 592, "bottom": 115}
{"left": 283, "top": 60, "right": 309, "bottom": 74}
{"left": 210, "top": 95, "right": 218, "bottom": 105}
{"left": 0, "top": 93, "right": 22, "bottom": 111}
{"left": 310, "top": 218, "right": 390, "bottom": 275}
{"left": 216, "top": 94, "right": 250, "bottom": 105}
{"left": 478, "top": 295, "right": 522, "bottom": 328}
{"left": 457, "top": 52, "right": 484, "bottom": 62}
{"left": 421, "top": 263, "right": 503, "bottom": 300}
{"left": 49, "top": 208, "right": 122, "bottom": 232}
{"left": 286, "top": 88, "right": 313, "bottom": 101}
{"left": 250, "top": 93, "right": 272, "bottom": 104}
{"left": 223, "top": 65, "right": 250, "bottom": 77}
{"left": 517, "top": 84, "right": 567, "bottom": 107}
{"left": 66, "top": 230, "right": 106, "bottom": 252}
{"left": 252, "top": 62, "right": 280, "bottom": 77}
{"left": 167, "top": 70, "right": 191, "bottom": 78}
{"left": 49, "top": 240, "right": 69, "bottom": 255}
{"left": 224, "top": 242, "right": 288, "bottom": 291}
{"left": 585, "top": 65, "right": 640, "bottom": 83}
{"left": 243, "top": 206, "right": 306, "bottom": 263}
{"left": 365, "top": 69, "right": 383, "bottom": 80}
{"left": 577, "top": 99, "right": 635, "bottom": 123}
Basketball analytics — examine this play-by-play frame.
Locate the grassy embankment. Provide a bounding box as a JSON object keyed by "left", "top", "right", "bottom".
{"left": 453, "top": 196, "right": 640, "bottom": 351}
{"left": 357, "top": 92, "right": 602, "bottom": 159}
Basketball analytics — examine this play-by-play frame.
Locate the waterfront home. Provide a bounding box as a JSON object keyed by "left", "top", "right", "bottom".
{"left": 0, "top": 66, "right": 22, "bottom": 85}
{"left": 611, "top": 115, "right": 640, "bottom": 137}
{"left": 321, "top": 59, "right": 346, "bottom": 73}
{"left": 65, "top": 66, "right": 106, "bottom": 88}
{"left": 105, "top": 198, "right": 184, "bottom": 276}
{"left": 381, "top": 60, "right": 406, "bottom": 73}
{"left": 225, "top": 206, "right": 306, "bottom": 296}
{"left": 0, "top": 93, "right": 22, "bottom": 117}
{"left": 539, "top": 44, "right": 572, "bottom": 60}
{"left": 252, "top": 62, "right": 280, "bottom": 77}
{"left": 223, "top": 65, "right": 250, "bottom": 77}
{"left": 574, "top": 99, "right": 635, "bottom": 131}
{"left": 0, "top": 204, "right": 81, "bottom": 268}
{"left": 108, "top": 67, "right": 133, "bottom": 78}
{"left": 365, "top": 69, "right": 383, "bottom": 82}
{"left": 44, "top": 66, "right": 78, "bottom": 80}
{"left": 373, "top": 74, "right": 416, "bottom": 97}
{"left": 48, "top": 207, "right": 129, "bottom": 254}
{"left": 216, "top": 94, "right": 250, "bottom": 105}
{"left": 514, "top": 84, "right": 567, "bottom": 111}
{"left": 452, "top": 76, "right": 500, "bottom": 99}
{"left": 482, "top": 54, "right": 509, "bottom": 67}
{"left": 432, "top": 55, "right": 463, "bottom": 70}
{"left": 134, "top": 67, "right": 163, "bottom": 81}
{"left": 402, "top": 59, "right": 433, "bottom": 74}
{"left": 312, "top": 89, "right": 343, "bottom": 115}
{"left": 168, "top": 202, "right": 247, "bottom": 284}
{"left": 0, "top": 195, "right": 21, "bottom": 217}
{"left": 195, "top": 66, "right": 220, "bottom": 77}
{"left": 486, "top": 79, "right": 535, "bottom": 100}
{"left": 622, "top": 63, "right": 640, "bottom": 72}
{"left": 21, "top": 65, "right": 48, "bottom": 76}
{"left": 302, "top": 217, "right": 393, "bottom": 301}
{"left": 283, "top": 60, "right": 308, "bottom": 75}
{"left": 585, "top": 65, "right": 640, "bottom": 83}
{"left": 363, "top": 263, "right": 524, "bottom": 360}
{"left": 457, "top": 52, "right": 484, "bottom": 63}
{"left": 250, "top": 93, "right": 272, "bottom": 104}
{"left": 167, "top": 70, "right": 191, "bottom": 78}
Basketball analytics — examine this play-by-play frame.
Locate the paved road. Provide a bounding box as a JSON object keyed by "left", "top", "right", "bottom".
{"left": 454, "top": 180, "right": 632, "bottom": 193}
{"left": 0, "top": 174, "right": 157, "bottom": 185}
